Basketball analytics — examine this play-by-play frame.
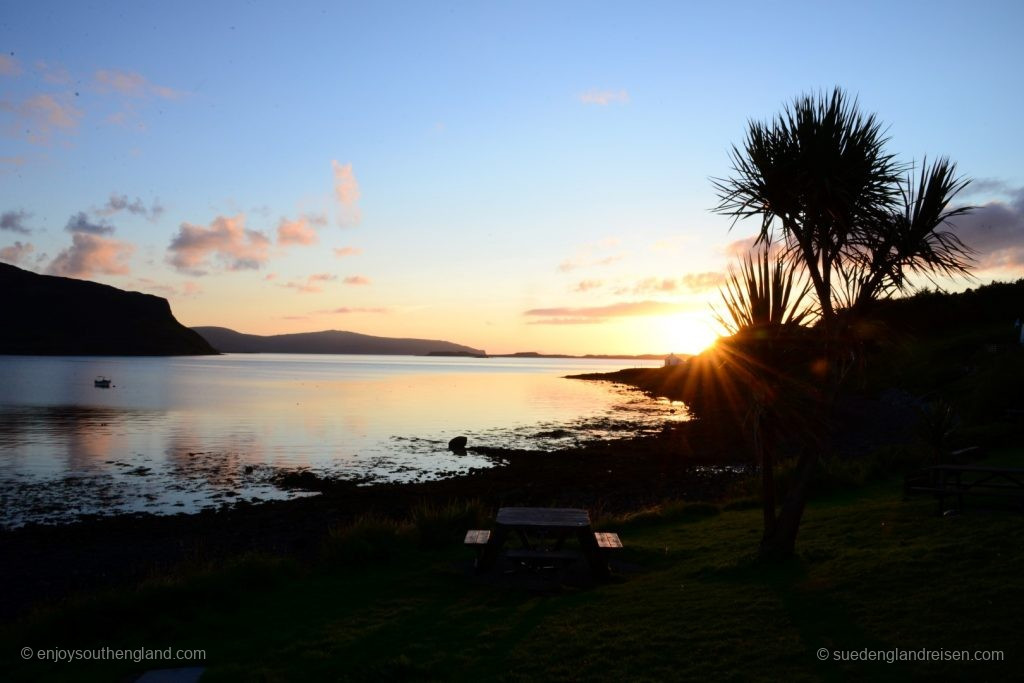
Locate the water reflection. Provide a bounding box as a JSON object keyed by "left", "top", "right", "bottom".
{"left": 0, "top": 354, "right": 674, "bottom": 527}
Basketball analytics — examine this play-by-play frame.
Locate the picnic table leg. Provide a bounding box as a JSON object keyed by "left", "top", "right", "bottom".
{"left": 576, "top": 528, "right": 609, "bottom": 579}
{"left": 477, "top": 527, "right": 507, "bottom": 573}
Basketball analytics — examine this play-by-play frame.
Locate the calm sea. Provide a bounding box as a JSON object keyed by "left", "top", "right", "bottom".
{"left": 0, "top": 354, "right": 682, "bottom": 527}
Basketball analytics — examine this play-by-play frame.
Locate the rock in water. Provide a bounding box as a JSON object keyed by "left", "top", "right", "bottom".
{"left": 448, "top": 436, "right": 468, "bottom": 452}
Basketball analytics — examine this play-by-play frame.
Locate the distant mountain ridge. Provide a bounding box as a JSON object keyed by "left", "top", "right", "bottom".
{"left": 192, "top": 326, "right": 486, "bottom": 356}
{"left": 0, "top": 263, "right": 216, "bottom": 356}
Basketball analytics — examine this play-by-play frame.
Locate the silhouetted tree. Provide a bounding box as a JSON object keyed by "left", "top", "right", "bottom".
{"left": 712, "top": 88, "right": 974, "bottom": 559}
{"left": 713, "top": 88, "right": 973, "bottom": 333}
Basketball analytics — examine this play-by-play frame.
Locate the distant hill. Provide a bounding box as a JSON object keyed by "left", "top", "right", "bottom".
{"left": 0, "top": 263, "right": 216, "bottom": 356}
{"left": 192, "top": 326, "right": 486, "bottom": 356}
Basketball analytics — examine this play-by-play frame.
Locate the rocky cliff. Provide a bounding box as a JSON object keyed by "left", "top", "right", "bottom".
{"left": 0, "top": 263, "right": 216, "bottom": 356}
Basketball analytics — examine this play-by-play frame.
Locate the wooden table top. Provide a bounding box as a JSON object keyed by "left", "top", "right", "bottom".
{"left": 496, "top": 507, "right": 591, "bottom": 527}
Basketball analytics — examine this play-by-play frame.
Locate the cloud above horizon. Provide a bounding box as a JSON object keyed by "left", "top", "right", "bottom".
{"left": 277, "top": 214, "right": 326, "bottom": 246}
{"left": 94, "top": 69, "right": 183, "bottom": 100}
{"left": 66, "top": 211, "right": 114, "bottom": 235}
{"left": 0, "top": 240, "right": 34, "bottom": 265}
{"left": 343, "top": 275, "right": 371, "bottom": 286}
{"left": 578, "top": 89, "right": 629, "bottom": 106}
{"left": 949, "top": 186, "right": 1024, "bottom": 271}
{"left": 0, "top": 93, "right": 82, "bottom": 144}
{"left": 324, "top": 306, "right": 389, "bottom": 314}
{"left": 97, "top": 194, "right": 164, "bottom": 221}
{"left": 525, "top": 300, "right": 687, "bottom": 324}
{"left": 279, "top": 272, "right": 337, "bottom": 293}
{"left": 333, "top": 246, "right": 362, "bottom": 258}
{"left": 332, "top": 160, "right": 361, "bottom": 225}
{"left": 47, "top": 232, "right": 134, "bottom": 277}
{"left": 1, "top": 210, "right": 31, "bottom": 234}
{"left": 0, "top": 55, "right": 22, "bottom": 77}
{"left": 166, "top": 214, "right": 270, "bottom": 275}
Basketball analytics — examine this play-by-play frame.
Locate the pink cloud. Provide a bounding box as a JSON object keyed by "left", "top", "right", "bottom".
{"left": 621, "top": 273, "right": 726, "bottom": 296}
{"left": 558, "top": 239, "right": 625, "bottom": 273}
{"left": 166, "top": 214, "right": 270, "bottom": 275}
{"left": 0, "top": 55, "right": 22, "bottom": 77}
{"left": 528, "top": 317, "right": 605, "bottom": 325}
{"left": 95, "top": 69, "right": 183, "bottom": 99}
{"left": 47, "top": 233, "right": 134, "bottom": 277}
{"left": 332, "top": 160, "right": 361, "bottom": 225}
{"left": 327, "top": 307, "right": 389, "bottom": 314}
{"left": 182, "top": 281, "right": 203, "bottom": 296}
{"left": 277, "top": 217, "right": 318, "bottom": 246}
{"left": 525, "top": 300, "right": 687, "bottom": 320}
{"left": 579, "top": 89, "right": 629, "bottom": 105}
{"left": 574, "top": 279, "right": 603, "bottom": 292}
{"left": 0, "top": 240, "right": 34, "bottom": 265}
{"left": 333, "top": 246, "right": 362, "bottom": 257}
{"left": 132, "top": 277, "right": 176, "bottom": 297}
{"left": 343, "top": 275, "right": 371, "bottom": 286}
{"left": 35, "top": 61, "right": 71, "bottom": 85}
{"left": 279, "top": 273, "right": 337, "bottom": 294}
{"left": 1, "top": 93, "right": 82, "bottom": 144}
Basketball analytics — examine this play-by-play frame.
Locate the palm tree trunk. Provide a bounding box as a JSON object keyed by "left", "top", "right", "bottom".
{"left": 758, "top": 449, "right": 817, "bottom": 560}
{"left": 755, "top": 409, "right": 778, "bottom": 541}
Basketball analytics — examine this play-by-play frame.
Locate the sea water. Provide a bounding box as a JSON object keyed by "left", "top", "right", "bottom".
{"left": 0, "top": 354, "right": 684, "bottom": 526}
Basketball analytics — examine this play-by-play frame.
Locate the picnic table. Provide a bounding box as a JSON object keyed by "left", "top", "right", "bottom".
{"left": 905, "top": 464, "right": 1024, "bottom": 514}
{"left": 468, "top": 507, "right": 619, "bottom": 578}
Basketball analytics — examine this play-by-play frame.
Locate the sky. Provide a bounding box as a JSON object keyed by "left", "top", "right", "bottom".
{"left": 2, "top": 0, "right": 1023, "bottom": 355}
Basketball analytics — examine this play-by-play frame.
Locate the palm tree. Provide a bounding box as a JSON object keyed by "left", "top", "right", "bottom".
{"left": 713, "top": 247, "right": 819, "bottom": 552}
{"left": 710, "top": 88, "right": 975, "bottom": 559}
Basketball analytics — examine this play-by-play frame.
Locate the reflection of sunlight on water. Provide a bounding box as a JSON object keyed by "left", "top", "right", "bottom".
{"left": 0, "top": 354, "right": 674, "bottom": 527}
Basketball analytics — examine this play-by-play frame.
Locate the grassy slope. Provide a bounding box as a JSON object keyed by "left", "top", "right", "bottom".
{"left": 4, "top": 448, "right": 1022, "bottom": 682}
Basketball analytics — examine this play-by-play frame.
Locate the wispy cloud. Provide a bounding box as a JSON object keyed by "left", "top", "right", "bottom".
{"left": 1, "top": 210, "right": 31, "bottom": 234}
{"left": 0, "top": 93, "right": 82, "bottom": 144}
{"left": 527, "top": 317, "right": 605, "bottom": 325}
{"left": 573, "top": 279, "right": 603, "bottom": 292}
{"left": 0, "top": 241, "right": 34, "bottom": 265}
{"left": 325, "top": 307, "right": 389, "bottom": 314}
{"left": 166, "top": 214, "right": 270, "bottom": 275}
{"left": 0, "top": 55, "right": 22, "bottom": 77}
{"left": 66, "top": 211, "right": 114, "bottom": 235}
{"left": 558, "top": 238, "right": 625, "bottom": 273}
{"left": 277, "top": 216, "right": 319, "bottom": 246}
{"left": 94, "top": 69, "right": 183, "bottom": 99}
{"left": 332, "top": 160, "right": 361, "bottom": 225}
{"left": 96, "top": 194, "right": 164, "bottom": 221}
{"left": 343, "top": 275, "right": 371, "bottom": 286}
{"left": 525, "top": 300, "right": 687, "bottom": 324}
{"left": 333, "top": 246, "right": 362, "bottom": 257}
{"left": 47, "top": 233, "right": 134, "bottom": 277}
{"left": 681, "top": 272, "right": 728, "bottom": 291}
{"left": 558, "top": 254, "right": 623, "bottom": 273}
{"left": 279, "top": 272, "right": 338, "bottom": 294}
{"left": 34, "top": 60, "right": 71, "bottom": 85}
{"left": 578, "top": 89, "right": 629, "bottom": 106}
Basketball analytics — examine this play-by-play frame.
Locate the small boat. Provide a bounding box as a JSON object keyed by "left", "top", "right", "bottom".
{"left": 94, "top": 376, "right": 112, "bottom": 388}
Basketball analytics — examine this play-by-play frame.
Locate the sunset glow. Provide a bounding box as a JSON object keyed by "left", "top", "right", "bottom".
{"left": 2, "top": 2, "right": 1022, "bottom": 356}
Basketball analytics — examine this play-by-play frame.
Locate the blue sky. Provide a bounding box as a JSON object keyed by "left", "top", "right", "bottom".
{"left": 2, "top": 0, "right": 1022, "bottom": 354}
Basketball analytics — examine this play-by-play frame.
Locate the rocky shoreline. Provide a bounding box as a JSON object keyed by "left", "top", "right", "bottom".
{"left": 0, "top": 417, "right": 749, "bottom": 621}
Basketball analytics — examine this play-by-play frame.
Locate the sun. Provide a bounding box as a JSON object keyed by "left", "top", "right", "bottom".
{"left": 658, "top": 314, "right": 719, "bottom": 356}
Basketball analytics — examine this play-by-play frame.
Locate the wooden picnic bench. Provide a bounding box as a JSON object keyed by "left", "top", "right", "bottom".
{"left": 464, "top": 507, "right": 621, "bottom": 578}
{"left": 904, "top": 464, "right": 1024, "bottom": 514}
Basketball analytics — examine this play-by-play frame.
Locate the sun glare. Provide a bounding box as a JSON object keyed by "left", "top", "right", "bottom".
{"left": 659, "top": 314, "right": 719, "bottom": 356}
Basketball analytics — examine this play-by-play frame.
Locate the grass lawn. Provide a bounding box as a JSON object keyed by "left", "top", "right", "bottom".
{"left": 4, "top": 448, "right": 1023, "bottom": 682}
